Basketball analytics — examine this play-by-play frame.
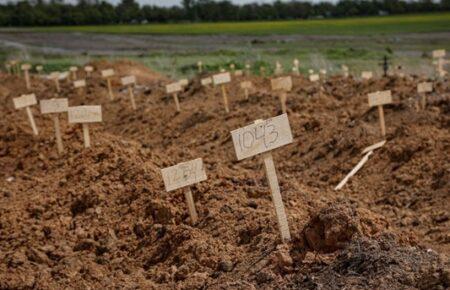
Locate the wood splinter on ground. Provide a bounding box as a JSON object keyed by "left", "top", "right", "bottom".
{"left": 231, "top": 114, "right": 293, "bottom": 243}
{"left": 166, "top": 81, "right": 183, "bottom": 112}
{"left": 40, "top": 98, "right": 69, "bottom": 154}
{"left": 271, "top": 76, "right": 293, "bottom": 114}
{"left": 121, "top": 75, "right": 137, "bottom": 110}
{"left": 68, "top": 105, "right": 102, "bottom": 148}
{"left": 161, "top": 158, "right": 207, "bottom": 225}
{"left": 13, "top": 93, "right": 39, "bottom": 136}
{"left": 213, "top": 72, "right": 232, "bottom": 113}
{"left": 368, "top": 90, "right": 393, "bottom": 138}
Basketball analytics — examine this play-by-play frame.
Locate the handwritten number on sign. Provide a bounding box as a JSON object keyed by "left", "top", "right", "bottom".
{"left": 238, "top": 120, "right": 280, "bottom": 152}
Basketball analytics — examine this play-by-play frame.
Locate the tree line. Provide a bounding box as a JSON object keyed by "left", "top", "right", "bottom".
{"left": 1, "top": 0, "right": 449, "bottom": 26}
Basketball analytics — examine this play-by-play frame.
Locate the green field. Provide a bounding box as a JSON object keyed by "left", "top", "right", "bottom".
{"left": 28, "top": 13, "right": 450, "bottom": 35}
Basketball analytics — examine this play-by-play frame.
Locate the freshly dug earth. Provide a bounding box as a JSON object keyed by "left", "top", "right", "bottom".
{"left": 0, "top": 60, "right": 448, "bottom": 289}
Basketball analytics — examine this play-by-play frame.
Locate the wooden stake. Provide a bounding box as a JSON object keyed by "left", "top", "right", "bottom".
{"left": 24, "top": 69, "right": 31, "bottom": 90}
{"left": 280, "top": 92, "right": 287, "bottom": 114}
{"left": 255, "top": 120, "right": 291, "bottom": 242}
{"left": 128, "top": 85, "right": 137, "bottom": 110}
{"left": 107, "top": 78, "right": 114, "bottom": 100}
{"left": 82, "top": 123, "right": 90, "bottom": 148}
{"left": 53, "top": 115, "right": 64, "bottom": 154}
{"left": 25, "top": 106, "right": 38, "bottom": 136}
{"left": 184, "top": 187, "right": 198, "bottom": 224}
{"left": 173, "top": 93, "right": 181, "bottom": 112}
{"left": 378, "top": 105, "right": 386, "bottom": 137}
{"left": 244, "top": 88, "right": 249, "bottom": 100}
{"left": 54, "top": 78, "right": 60, "bottom": 93}
{"left": 221, "top": 84, "right": 230, "bottom": 113}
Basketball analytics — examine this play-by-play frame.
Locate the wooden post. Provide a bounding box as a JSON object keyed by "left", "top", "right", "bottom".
{"left": 244, "top": 88, "right": 249, "bottom": 100}
{"left": 184, "top": 187, "right": 198, "bottom": 224}
{"left": 368, "top": 90, "right": 392, "bottom": 139}
{"left": 221, "top": 84, "right": 230, "bottom": 113}
{"left": 254, "top": 119, "right": 291, "bottom": 242}
{"left": 271, "top": 77, "right": 292, "bottom": 114}
{"left": 53, "top": 115, "right": 64, "bottom": 154}
{"left": 25, "top": 107, "right": 39, "bottom": 136}
{"left": 107, "top": 78, "right": 114, "bottom": 100}
{"left": 128, "top": 85, "right": 137, "bottom": 110}
{"left": 197, "top": 61, "right": 203, "bottom": 74}
{"left": 378, "top": 105, "right": 386, "bottom": 137}
{"left": 280, "top": 92, "right": 287, "bottom": 114}
{"left": 173, "top": 93, "right": 181, "bottom": 112}
{"left": 24, "top": 69, "right": 30, "bottom": 90}
{"left": 82, "top": 123, "right": 90, "bottom": 148}
{"left": 54, "top": 78, "right": 60, "bottom": 93}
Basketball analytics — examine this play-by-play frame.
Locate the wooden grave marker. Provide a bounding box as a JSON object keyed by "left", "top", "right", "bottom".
{"left": 121, "top": 75, "right": 137, "bottom": 110}
{"left": 197, "top": 61, "right": 203, "bottom": 74}
{"left": 231, "top": 114, "right": 293, "bottom": 242}
{"left": 361, "top": 71, "right": 373, "bottom": 80}
{"left": 21, "top": 63, "right": 32, "bottom": 90}
{"left": 309, "top": 74, "right": 319, "bottom": 82}
{"left": 13, "top": 93, "right": 39, "bottom": 135}
{"left": 245, "top": 63, "right": 251, "bottom": 76}
{"left": 260, "top": 66, "right": 266, "bottom": 77}
{"left": 166, "top": 81, "right": 183, "bottom": 112}
{"left": 368, "top": 90, "right": 392, "bottom": 138}
{"left": 40, "top": 98, "right": 69, "bottom": 154}
{"left": 275, "top": 61, "right": 283, "bottom": 76}
{"left": 69, "top": 66, "right": 78, "bottom": 80}
{"left": 213, "top": 72, "right": 232, "bottom": 113}
{"left": 5, "top": 63, "right": 11, "bottom": 74}
{"left": 417, "top": 82, "right": 433, "bottom": 110}
{"left": 432, "top": 49, "right": 447, "bottom": 78}
{"left": 235, "top": 70, "right": 243, "bottom": 77}
{"left": 161, "top": 158, "right": 207, "bottom": 224}
{"left": 201, "top": 77, "right": 212, "bottom": 87}
{"left": 73, "top": 79, "right": 86, "bottom": 96}
{"left": 36, "top": 65, "right": 43, "bottom": 75}
{"left": 50, "top": 72, "right": 61, "bottom": 93}
{"left": 293, "top": 59, "right": 300, "bottom": 75}
{"left": 84, "top": 66, "right": 94, "bottom": 77}
{"left": 342, "top": 65, "right": 349, "bottom": 78}
{"left": 68, "top": 105, "right": 102, "bottom": 148}
{"left": 179, "top": 79, "right": 189, "bottom": 87}
{"left": 101, "top": 69, "right": 115, "bottom": 100}
{"left": 271, "top": 76, "right": 293, "bottom": 114}
{"left": 240, "top": 81, "right": 253, "bottom": 100}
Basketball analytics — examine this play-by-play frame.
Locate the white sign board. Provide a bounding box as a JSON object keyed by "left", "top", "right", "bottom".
{"left": 231, "top": 113, "right": 293, "bottom": 161}
{"left": 40, "top": 98, "right": 69, "bottom": 114}
{"left": 417, "top": 82, "right": 433, "bottom": 93}
{"left": 121, "top": 76, "right": 136, "bottom": 86}
{"left": 69, "top": 66, "right": 78, "bottom": 72}
{"left": 213, "top": 72, "right": 231, "bottom": 85}
{"left": 361, "top": 71, "right": 373, "bottom": 80}
{"left": 368, "top": 90, "right": 392, "bottom": 107}
{"left": 166, "top": 82, "right": 182, "bottom": 94}
{"left": 309, "top": 74, "right": 319, "bottom": 82}
{"left": 68, "top": 106, "right": 102, "bottom": 124}
{"left": 271, "top": 76, "right": 292, "bottom": 91}
{"left": 101, "top": 69, "right": 114, "bottom": 78}
{"left": 432, "top": 49, "right": 446, "bottom": 58}
{"left": 201, "top": 77, "right": 212, "bottom": 86}
{"left": 74, "top": 79, "right": 86, "bottom": 88}
{"left": 179, "top": 79, "right": 189, "bottom": 87}
{"left": 14, "top": 94, "right": 37, "bottom": 109}
{"left": 161, "top": 158, "right": 207, "bottom": 192}
{"left": 21, "top": 64, "right": 31, "bottom": 70}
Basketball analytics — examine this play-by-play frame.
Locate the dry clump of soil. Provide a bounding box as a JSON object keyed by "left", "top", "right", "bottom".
{"left": 0, "top": 62, "right": 449, "bottom": 289}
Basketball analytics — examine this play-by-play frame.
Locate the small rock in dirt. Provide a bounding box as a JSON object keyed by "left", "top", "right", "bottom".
{"left": 218, "top": 259, "right": 234, "bottom": 272}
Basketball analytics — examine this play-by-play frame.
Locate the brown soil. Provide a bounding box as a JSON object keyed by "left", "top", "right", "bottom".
{"left": 0, "top": 60, "right": 448, "bottom": 289}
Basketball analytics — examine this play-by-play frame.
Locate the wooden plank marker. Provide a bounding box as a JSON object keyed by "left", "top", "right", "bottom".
{"left": 73, "top": 79, "right": 86, "bottom": 96}
{"left": 21, "top": 64, "right": 32, "bottom": 90}
{"left": 5, "top": 63, "right": 11, "bottom": 74}
{"left": 292, "top": 59, "right": 300, "bottom": 76}
{"left": 121, "top": 76, "right": 137, "bottom": 110}
{"left": 368, "top": 90, "right": 392, "bottom": 138}
{"left": 309, "top": 74, "right": 319, "bottom": 82}
{"left": 275, "top": 61, "right": 283, "bottom": 76}
{"left": 230, "top": 63, "right": 236, "bottom": 74}
{"left": 271, "top": 76, "right": 292, "bottom": 114}
{"left": 231, "top": 114, "right": 293, "bottom": 242}
{"left": 166, "top": 81, "right": 183, "bottom": 112}
{"left": 235, "top": 70, "right": 243, "bottom": 77}
{"left": 68, "top": 105, "right": 102, "bottom": 148}
{"left": 342, "top": 65, "right": 349, "bottom": 78}
{"left": 213, "top": 72, "right": 231, "bottom": 113}
{"left": 36, "top": 65, "right": 43, "bottom": 75}
{"left": 260, "top": 66, "right": 266, "bottom": 77}
{"left": 432, "top": 49, "right": 447, "bottom": 78}
{"left": 69, "top": 66, "right": 78, "bottom": 80}
{"left": 319, "top": 69, "right": 327, "bottom": 79}
{"left": 245, "top": 63, "right": 251, "bottom": 76}
{"left": 361, "top": 71, "right": 373, "bottom": 80}
{"left": 240, "top": 81, "right": 252, "bottom": 100}
{"left": 84, "top": 66, "right": 94, "bottom": 77}
{"left": 101, "top": 69, "right": 115, "bottom": 100}
{"left": 201, "top": 77, "right": 212, "bottom": 87}
{"left": 417, "top": 82, "right": 433, "bottom": 110}
{"left": 40, "top": 98, "right": 69, "bottom": 154}
{"left": 50, "top": 72, "right": 61, "bottom": 93}
{"left": 179, "top": 79, "right": 189, "bottom": 88}
{"left": 197, "top": 61, "right": 203, "bottom": 74}
{"left": 161, "top": 158, "right": 207, "bottom": 224}
{"left": 335, "top": 140, "right": 386, "bottom": 190}
{"left": 13, "top": 93, "right": 39, "bottom": 135}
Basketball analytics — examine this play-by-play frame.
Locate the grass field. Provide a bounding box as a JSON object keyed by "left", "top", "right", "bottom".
{"left": 28, "top": 13, "right": 450, "bottom": 35}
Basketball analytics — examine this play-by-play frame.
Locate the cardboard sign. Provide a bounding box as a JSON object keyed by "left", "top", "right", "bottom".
{"left": 213, "top": 72, "right": 231, "bottom": 85}
{"left": 179, "top": 79, "right": 189, "bottom": 87}
{"left": 74, "top": 79, "right": 86, "bottom": 88}
{"left": 361, "top": 71, "right": 373, "bottom": 80}
{"left": 417, "top": 82, "right": 433, "bottom": 93}
{"left": 121, "top": 76, "right": 136, "bottom": 86}
{"left": 21, "top": 64, "right": 31, "bottom": 70}
{"left": 68, "top": 106, "right": 102, "bottom": 124}
{"left": 69, "top": 66, "right": 78, "bottom": 72}
{"left": 432, "top": 49, "right": 446, "bottom": 59}
{"left": 14, "top": 94, "right": 37, "bottom": 109}
{"left": 161, "top": 158, "right": 207, "bottom": 192}
{"left": 241, "top": 81, "right": 252, "bottom": 89}
{"left": 235, "top": 70, "right": 243, "bottom": 76}
{"left": 271, "top": 77, "right": 292, "bottom": 92}
{"left": 40, "top": 98, "right": 69, "bottom": 114}
{"left": 368, "top": 90, "right": 392, "bottom": 107}
{"left": 166, "top": 82, "right": 182, "bottom": 94}
{"left": 201, "top": 77, "right": 212, "bottom": 86}
{"left": 231, "top": 114, "right": 293, "bottom": 160}
{"left": 101, "top": 69, "right": 114, "bottom": 78}
{"left": 309, "top": 74, "right": 319, "bottom": 82}
{"left": 84, "top": 66, "right": 93, "bottom": 72}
